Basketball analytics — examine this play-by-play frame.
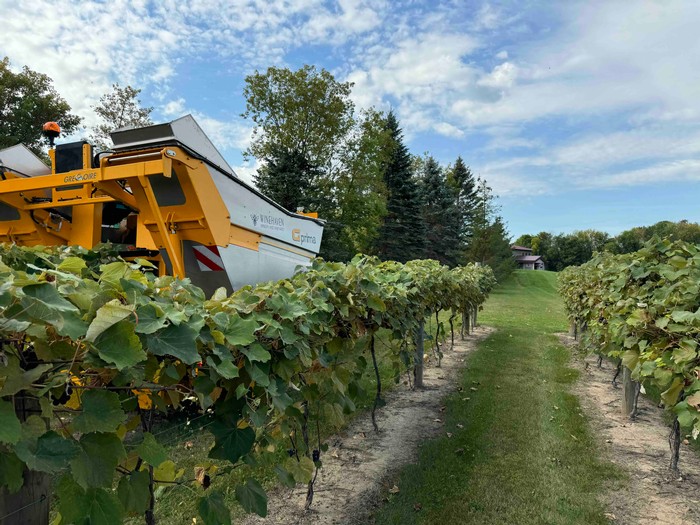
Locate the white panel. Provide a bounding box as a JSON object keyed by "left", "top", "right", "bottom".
{"left": 0, "top": 144, "right": 51, "bottom": 177}
{"left": 209, "top": 167, "right": 324, "bottom": 255}
{"left": 218, "top": 242, "right": 311, "bottom": 290}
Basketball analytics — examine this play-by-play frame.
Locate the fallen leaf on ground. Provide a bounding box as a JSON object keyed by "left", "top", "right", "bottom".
{"left": 389, "top": 485, "right": 400, "bottom": 494}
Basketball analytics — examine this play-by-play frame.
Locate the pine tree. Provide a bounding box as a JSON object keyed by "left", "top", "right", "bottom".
{"left": 375, "top": 112, "right": 425, "bottom": 262}
{"left": 447, "top": 156, "right": 479, "bottom": 246}
{"left": 466, "top": 179, "right": 515, "bottom": 280}
{"left": 253, "top": 147, "right": 317, "bottom": 212}
{"left": 419, "top": 156, "right": 462, "bottom": 266}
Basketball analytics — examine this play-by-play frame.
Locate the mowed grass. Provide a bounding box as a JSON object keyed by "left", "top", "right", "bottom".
{"left": 373, "top": 270, "right": 623, "bottom": 525}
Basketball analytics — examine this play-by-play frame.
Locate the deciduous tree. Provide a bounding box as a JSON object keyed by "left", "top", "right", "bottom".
{"left": 242, "top": 65, "right": 354, "bottom": 169}
{"left": 91, "top": 84, "right": 153, "bottom": 150}
{"left": 0, "top": 57, "right": 82, "bottom": 156}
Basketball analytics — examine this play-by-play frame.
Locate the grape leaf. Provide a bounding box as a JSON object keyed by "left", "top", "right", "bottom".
{"left": 224, "top": 315, "right": 259, "bottom": 346}
{"left": 93, "top": 320, "right": 147, "bottom": 370}
{"left": 284, "top": 456, "right": 315, "bottom": 484}
{"left": 198, "top": 489, "right": 232, "bottom": 525}
{"left": 134, "top": 304, "right": 168, "bottom": 334}
{"left": 84, "top": 487, "right": 125, "bottom": 525}
{"left": 208, "top": 423, "right": 255, "bottom": 463}
{"left": 145, "top": 323, "right": 200, "bottom": 365}
{"left": 56, "top": 475, "right": 91, "bottom": 524}
{"left": 57, "top": 257, "right": 87, "bottom": 275}
{"left": 240, "top": 343, "right": 271, "bottom": 363}
{"left": 117, "top": 469, "right": 151, "bottom": 514}
{"left": 86, "top": 299, "right": 134, "bottom": 342}
{"left": 22, "top": 282, "right": 79, "bottom": 313}
{"left": 0, "top": 450, "right": 24, "bottom": 493}
{"left": 15, "top": 430, "right": 80, "bottom": 473}
{"left": 71, "top": 432, "right": 126, "bottom": 489}
{"left": 0, "top": 399, "right": 22, "bottom": 444}
{"left": 135, "top": 432, "right": 168, "bottom": 467}
{"left": 235, "top": 478, "right": 267, "bottom": 517}
{"left": 73, "top": 390, "right": 126, "bottom": 434}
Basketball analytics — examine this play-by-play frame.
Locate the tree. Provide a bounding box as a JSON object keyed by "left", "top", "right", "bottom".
{"left": 253, "top": 146, "right": 318, "bottom": 212}
{"left": 418, "top": 155, "right": 462, "bottom": 266}
{"left": 375, "top": 112, "right": 425, "bottom": 262}
{"left": 242, "top": 66, "right": 389, "bottom": 262}
{"left": 323, "top": 108, "right": 391, "bottom": 261}
{"left": 466, "top": 178, "right": 514, "bottom": 280}
{"left": 0, "top": 57, "right": 82, "bottom": 155}
{"left": 242, "top": 65, "right": 354, "bottom": 169}
{"left": 447, "top": 156, "right": 479, "bottom": 246}
{"left": 91, "top": 84, "right": 153, "bottom": 150}
{"left": 513, "top": 234, "right": 533, "bottom": 248}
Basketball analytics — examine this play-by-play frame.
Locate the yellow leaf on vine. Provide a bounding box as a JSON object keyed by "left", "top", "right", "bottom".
{"left": 64, "top": 390, "right": 81, "bottom": 410}
{"left": 132, "top": 389, "right": 153, "bottom": 410}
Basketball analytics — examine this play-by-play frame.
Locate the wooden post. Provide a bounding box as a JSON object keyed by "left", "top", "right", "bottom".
{"left": 0, "top": 396, "right": 50, "bottom": 525}
{"left": 472, "top": 306, "right": 478, "bottom": 328}
{"left": 621, "top": 367, "right": 637, "bottom": 419}
{"left": 414, "top": 320, "right": 425, "bottom": 389}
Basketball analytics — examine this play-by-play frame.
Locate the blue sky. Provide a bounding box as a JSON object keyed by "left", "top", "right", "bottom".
{"left": 2, "top": 0, "right": 699, "bottom": 239}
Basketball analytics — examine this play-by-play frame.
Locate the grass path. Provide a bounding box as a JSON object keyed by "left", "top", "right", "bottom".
{"left": 373, "top": 270, "right": 623, "bottom": 525}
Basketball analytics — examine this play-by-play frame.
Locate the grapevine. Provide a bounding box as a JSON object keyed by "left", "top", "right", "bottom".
{"left": 0, "top": 244, "right": 495, "bottom": 524}
{"left": 559, "top": 239, "right": 700, "bottom": 472}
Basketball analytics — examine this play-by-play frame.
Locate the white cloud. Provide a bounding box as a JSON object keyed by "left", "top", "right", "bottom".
{"left": 191, "top": 112, "right": 254, "bottom": 152}
{"left": 477, "top": 62, "right": 518, "bottom": 89}
{"left": 231, "top": 160, "right": 260, "bottom": 186}
{"left": 585, "top": 159, "right": 700, "bottom": 189}
{"left": 433, "top": 122, "right": 464, "bottom": 138}
{"left": 162, "top": 98, "right": 187, "bottom": 117}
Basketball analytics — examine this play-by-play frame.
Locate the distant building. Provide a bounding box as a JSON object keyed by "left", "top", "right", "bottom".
{"left": 511, "top": 245, "right": 545, "bottom": 270}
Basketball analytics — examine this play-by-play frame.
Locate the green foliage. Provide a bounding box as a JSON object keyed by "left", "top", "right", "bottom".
{"left": 90, "top": 83, "right": 153, "bottom": 150}
{"left": 242, "top": 68, "right": 389, "bottom": 261}
{"left": 253, "top": 146, "right": 319, "bottom": 212}
{"left": 0, "top": 57, "right": 82, "bottom": 156}
{"left": 465, "top": 179, "right": 515, "bottom": 281}
{"left": 520, "top": 221, "right": 700, "bottom": 271}
{"left": 0, "top": 243, "right": 495, "bottom": 524}
{"left": 418, "top": 155, "right": 463, "bottom": 267}
{"left": 559, "top": 239, "right": 700, "bottom": 440}
{"left": 447, "top": 156, "right": 480, "bottom": 247}
{"left": 199, "top": 490, "right": 232, "bottom": 525}
{"left": 242, "top": 65, "right": 354, "bottom": 167}
{"left": 375, "top": 111, "right": 426, "bottom": 262}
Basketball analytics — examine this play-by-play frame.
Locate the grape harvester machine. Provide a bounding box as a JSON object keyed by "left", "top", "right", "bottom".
{"left": 0, "top": 116, "right": 324, "bottom": 294}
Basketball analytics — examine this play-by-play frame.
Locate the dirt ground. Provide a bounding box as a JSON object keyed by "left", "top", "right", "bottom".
{"left": 241, "top": 326, "right": 493, "bottom": 525}
{"left": 559, "top": 333, "right": 700, "bottom": 525}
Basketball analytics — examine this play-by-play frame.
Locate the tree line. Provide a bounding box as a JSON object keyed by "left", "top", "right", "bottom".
{"left": 245, "top": 65, "right": 513, "bottom": 277}
{"left": 0, "top": 59, "right": 515, "bottom": 275}
{"left": 515, "top": 220, "right": 700, "bottom": 271}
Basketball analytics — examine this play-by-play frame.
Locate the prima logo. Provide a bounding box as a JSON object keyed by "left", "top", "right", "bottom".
{"left": 292, "top": 228, "right": 317, "bottom": 246}
{"left": 251, "top": 214, "right": 258, "bottom": 226}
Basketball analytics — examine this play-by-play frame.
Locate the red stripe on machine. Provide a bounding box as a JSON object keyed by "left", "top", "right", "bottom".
{"left": 192, "top": 245, "right": 224, "bottom": 272}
